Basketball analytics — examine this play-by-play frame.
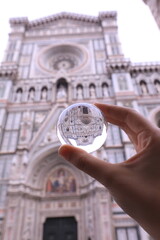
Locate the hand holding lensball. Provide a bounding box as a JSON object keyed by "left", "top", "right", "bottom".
{"left": 57, "top": 103, "right": 108, "bottom": 153}
{"left": 59, "top": 103, "right": 160, "bottom": 240}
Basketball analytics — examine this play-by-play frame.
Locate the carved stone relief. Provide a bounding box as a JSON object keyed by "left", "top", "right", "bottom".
{"left": 19, "top": 111, "right": 33, "bottom": 145}
{"left": 33, "top": 111, "right": 47, "bottom": 133}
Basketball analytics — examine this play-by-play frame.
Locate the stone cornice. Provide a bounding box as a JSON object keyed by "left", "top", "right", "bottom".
{"left": 131, "top": 62, "right": 160, "bottom": 74}
{"left": 9, "top": 17, "right": 29, "bottom": 26}
{"left": 9, "top": 11, "right": 117, "bottom": 29}
{"left": 0, "top": 65, "right": 18, "bottom": 79}
{"left": 99, "top": 11, "right": 117, "bottom": 21}
{"left": 107, "top": 59, "right": 160, "bottom": 74}
{"left": 106, "top": 58, "right": 131, "bottom": 73}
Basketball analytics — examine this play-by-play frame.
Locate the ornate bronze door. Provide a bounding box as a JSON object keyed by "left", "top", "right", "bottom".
{"left": 43, "top": 217, "right": 77, "bottom": 240}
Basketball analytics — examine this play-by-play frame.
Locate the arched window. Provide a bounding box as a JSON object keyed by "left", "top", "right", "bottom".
{"left": 140, "top": 80, "right": 148, "bottom": 94}
{"left": 15, "top": 88, "right": 23, "bottom": 102}
{"left": 102, "top": 82, "right": 109, "bottom": 97}
{"left": 41, "top": 86, "right": 48, "bottom": 100}
{"left": 56, "top": 78, "right": 68, "bottom": 100}
{"left": 154, "top": 79, "right": 160, "bottom": 93}
{"left": 28, "top": 87, "right": 35, "bottom": 101}
{"left": 76, "top": 84, "right": 83, "bottom": 99}
{"left": 89, "top": 83, "right": 96, "bottom": 98}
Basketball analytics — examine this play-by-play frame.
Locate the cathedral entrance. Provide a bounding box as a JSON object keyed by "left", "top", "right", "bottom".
{"left": 43, "top": 216, "right": 77, "bottom": 240}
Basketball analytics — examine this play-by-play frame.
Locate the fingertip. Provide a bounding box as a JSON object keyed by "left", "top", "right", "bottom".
{"left": 59, "top": 144, "right": 118, "bottom": 188}
{"left": 93, "top": 102, "right": 104, "bottom": 107}
{"left": 58, "top": 144, "right": 84, "bottom": 160}
{"left": 58, "top": 144, "right": 71, "bottom": 159}
{"left": 94, "top": 102, "right": 110, "bottom": 112}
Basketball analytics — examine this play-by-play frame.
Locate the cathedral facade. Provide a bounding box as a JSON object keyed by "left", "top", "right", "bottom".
{"left": 0, "top": 11, "right": 159, "bottom": 240}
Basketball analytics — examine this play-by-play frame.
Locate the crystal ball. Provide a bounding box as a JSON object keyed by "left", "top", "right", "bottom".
{"left": 57, "top": 103, "right": 108, "bottom": 153}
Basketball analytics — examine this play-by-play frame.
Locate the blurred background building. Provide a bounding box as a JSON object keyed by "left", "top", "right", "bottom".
{"left": 0, "top": 10, "right": 159, "bottom": 240}
{"left": 143, "top": 0, "right": 160, "bottom": 28}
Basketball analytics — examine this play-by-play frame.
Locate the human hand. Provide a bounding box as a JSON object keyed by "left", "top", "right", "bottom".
{"left": 58, "top": 103, "right": 160, "bottom": 239}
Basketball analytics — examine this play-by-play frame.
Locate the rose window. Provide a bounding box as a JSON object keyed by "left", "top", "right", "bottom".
{"left": 38, "top": 44, "right": 88, "bottom": 73}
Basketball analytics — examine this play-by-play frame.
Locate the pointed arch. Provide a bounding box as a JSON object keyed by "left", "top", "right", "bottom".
{"left": 56, "top": 78, "right": 68, "bottom": 100}
{"left": 28, "top": 87, "right": 35, "bottom": 101}
{"left": 15, "top": 87, "right": 23, "bottom": 102}
{"left": 16, "top": 87, "right": 23, "bottom": 93}
{"left": 154, "top": 79, "right": 160, "bottom": 93}
{"left": 25, "top": 146, "right": 89, "bottom": 192}
{"left": 102, "top": 82, "right": 109, "bottom": 97}
{"left": 76, "top": 84, "right": 83, "bottom": 99}
{"left": 140, "top": 80, "right": 148, "bottom": 94}
{"left": 56, "top": 78, "right": 68, "bottom": 89}
{"left": 89, "top": 83, "right": 96, "bottom": 98}
{"left": 41, "top": 86, "right": 48, "bottom": 100}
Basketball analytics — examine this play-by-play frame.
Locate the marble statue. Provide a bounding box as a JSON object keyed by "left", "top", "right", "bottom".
{"left": 57, "top": 84, "right": 67, "bottom": 100}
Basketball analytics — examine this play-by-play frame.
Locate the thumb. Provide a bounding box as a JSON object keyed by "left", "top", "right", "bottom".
{"left": 58, "top": 144, "right": 119, "bottom": 188}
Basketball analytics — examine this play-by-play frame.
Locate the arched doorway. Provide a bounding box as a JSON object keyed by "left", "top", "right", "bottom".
{"left": 25, "top": 150, "right": 87, "bottom": 240}
{"left": 43, "top": 217, "right": 77, "bottom": 240}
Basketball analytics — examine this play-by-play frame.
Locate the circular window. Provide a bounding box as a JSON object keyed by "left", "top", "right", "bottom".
{"left": 38, "top": 44, "right": 88, "bottom": 73}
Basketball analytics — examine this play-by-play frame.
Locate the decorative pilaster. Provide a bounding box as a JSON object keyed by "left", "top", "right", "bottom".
{"left": 99, "top": 12, "right": 124, "bottom": 60}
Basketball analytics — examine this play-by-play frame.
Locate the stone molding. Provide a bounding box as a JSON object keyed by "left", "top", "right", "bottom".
{"left": 107, "top": 59, "right": 160, "bottom": 74}
{"left": 9, "top": 11, "right": 117, "bottom": 29}
{"left": 106, "top": 58, "right": 131, "bottom": 73}
{"left": 131, "top": 62, "right": 160, "bottom": 74}
{"left": 0, "top": 65, "right": 18, "bottom": 79}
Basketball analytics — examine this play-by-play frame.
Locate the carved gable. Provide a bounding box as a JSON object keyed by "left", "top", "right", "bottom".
{"left": 29, "top": 18, "right": 99, "bottom": 32}
{"left": 27, "top": 12, "right": 100, "bottom": 30}
{"left": 29, "top": 105, "right": 66, "bottom": 153}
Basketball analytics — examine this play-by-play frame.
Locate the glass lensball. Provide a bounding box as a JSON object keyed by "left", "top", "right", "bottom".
{"left": 57, "top": 103, "right": 108, "bottom": 153}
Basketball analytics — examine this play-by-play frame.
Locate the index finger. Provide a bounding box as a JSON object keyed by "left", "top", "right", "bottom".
{"left": 95, "top": 103, "right": 155, "bottom": 135}
{"left": 58, "top": 144, "right": 119, "bottom": 188}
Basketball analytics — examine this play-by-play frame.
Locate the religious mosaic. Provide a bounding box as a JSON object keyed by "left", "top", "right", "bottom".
{"left": 46, "top": 168, "right": 77, "bottom": 194}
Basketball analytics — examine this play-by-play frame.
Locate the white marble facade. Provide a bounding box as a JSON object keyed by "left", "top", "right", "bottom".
{"left": 0, "top": 11, "right": 159, "bottom": 240}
